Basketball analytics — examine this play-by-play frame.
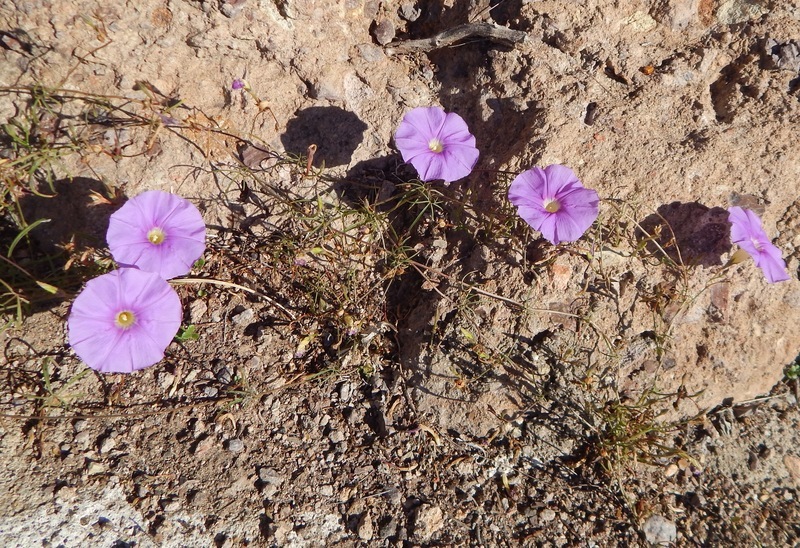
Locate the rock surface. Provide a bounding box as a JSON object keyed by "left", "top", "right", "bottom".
{"left": 0, "top": 0, "right": 798, "bottom": 546}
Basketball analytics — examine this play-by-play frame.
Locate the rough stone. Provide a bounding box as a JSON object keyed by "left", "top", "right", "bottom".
{"left": 357, "top": 511, "right": 374, "bottom": 541}
{"left": 714, "top": 0, "right": 767, "bottom": 25}
{"left": 372, "top": 19, "right": 395, "bottom": 46}
{"left": 225, "top": 438, "right": 245, "bottom": 453}
{"left": 232, "top": 308, "right": 255, "bottom": 326}
{"left": 540, "top": 508, "right": 557, "bottom": 522}
{"left": 642, "top": 515, "right": 677, "bottom": 545}
{"left": 220, "top": 0, "right": 246, "bottom": 19}
{"left": 258, "top": 467, "right": 285, "bottom": 485}
{"left": 649, "top": 0, "right": 700, "bottom": 30}
{"left": 414, "top": 505, "right": 444, "bottom": 542}
{"left": 328, "top": 430, "right": 346, "bottom": 444}
{"left": 189, "top": 299, "right": 208, "bottom": 323}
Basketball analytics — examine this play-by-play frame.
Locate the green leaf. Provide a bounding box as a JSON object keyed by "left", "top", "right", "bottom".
{"left": 35, "top": 281, "right": 59, "bottom": 294}
{"left": 8, "top": 218, "right": 51, "bottom": 256}
{"left": 459, "top": 326, "right": 475, "bottom": 343}
{"left": 175, "top": 324, "right": 199, "bottom": 342}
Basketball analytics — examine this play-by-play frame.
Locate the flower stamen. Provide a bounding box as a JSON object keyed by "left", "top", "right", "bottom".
{"left": 428, "top": 138, "right": 444, "bottom": 154}
{"left": 115, "top": 310, "right": 136, "bottom": 329}
{"left": 544, "top": 198, "right": 561, "bottom": 213}
{"left": 147, "top": 227, "right": 166, "bottom": 245}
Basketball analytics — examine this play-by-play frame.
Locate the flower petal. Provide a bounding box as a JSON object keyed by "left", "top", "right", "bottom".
{"left": 728, "top": 206, "right": 763, "bottom": 244}
{"left": 509, "top": 165, "right": 599, "bottom": 245}
{"left": 728, "top": 206, "right": 790, "bottom": 283}
{"left": 108, "top": 190, "right": 206, "bottom": 279}
{"left": 397, "top": 107, "right": 447, "bottom": 140}
{"left": 394, "top": 138, "right": 432, "bottom": 163}
{"left": 415, "top": 153, "right": 444, "bottom": 182}
{"left": 550, "top": 216, "right": 582, "bottom": 245}
{"left": 542, "top": 164, "right": 580, "bottom": 197}
{"left": 394, "top": 107, "right": 478, "bottom": 183}
{"left": 508, "top": 169, "right": 546, "bottom": 207}
{"left": 438, "top": 112, "right": 473, "bottom": 142}
{"left": 109, "top": 324, "right": 171, "bottom": 373}
{"left": 756, "top": 249, "right": 791, "bottom": 283}
{"left": 68, "top": 269, "right": 182, "bottom": 373}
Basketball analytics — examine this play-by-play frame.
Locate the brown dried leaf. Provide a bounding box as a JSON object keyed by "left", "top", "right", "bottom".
{"left": 240, "top": 144, "right": 272, "bottom": 169}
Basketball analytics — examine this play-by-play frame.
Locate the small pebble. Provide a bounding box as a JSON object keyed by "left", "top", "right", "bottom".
{"left": 221, "top": 0, "right": 246, "bottom": 19}
{"left": 189, "top": 490, "right": 209, "bottom": 506}
{"left": 192, "top": 420, "right": 206, "bottom": 438}
{"left": 258, "top": 467, "right": 284, "bottom": 485}
{"left": 232, "top": 308, "right": 255, "bottom": 326}
{"left": 328, "top": 430, "right": 346, "bottom": 444}
{"left": 379, "top": 516, "right": 398, "bottom": 539}
{"left": 642, "top": 514, "right": 677, "bottom": 545}
{"left": 372, "top": 19, "right": 395, "bottom": 45}
{"left": 55, "top": 486, "right": 77, "bottom": 502}
{"left": 688, "top": 492, "right": 705, "bottom": 507}
{"left": 74, "top": 430, "right": 93, "bottom": 447}
{"left": 214, "top": 365, "right": 233, "bottom": 385}
{"left": 357, "top": 511, "right": 374, "bottom": 541}
{"left": 540, "top": 508, "right": 557, "bottom": 522}
{"left": 189, "top": 299, "right": 208, "bottom": 323}
{"left": 358, "top": 43, "right": 385, "bottom": 63}
{"left": 399, "top": 2, "right": 421, "bottom": 21}
{"left": 86, "top": 461, "right": 106, "bottom": 476}
{"left": 161, "top": 499, "right": 181, "bottom": 512}
{"left": 664, "top": 463, "right": 679, "bottom": 478}
{"left": 193, "top": 437, "right": 214, "bottom": 455}
{"left": 159, "top": 372, "right": 175, "bottom": 390}
{"left": 414, "top": 505, "right": 444, "bottom": 541}
{"left": 226, "top": 438, "right": 245, "bottom": 453}
{"left": 98, "top": 433, "right": 117, "bottom": 454}
{"left": 262, "top": 483, "right": 279, "bottom": 499}
{"left": 338, "top": 382, "right": 352, "bottom": 402}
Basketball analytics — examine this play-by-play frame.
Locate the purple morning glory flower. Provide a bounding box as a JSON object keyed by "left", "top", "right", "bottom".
{"left": 232, "top": 78, "right": 246, "bottom": 90}
{"left": 728, "top": 206, "right": 789, "bottom": 283}
{"left": 107, "top": 190, "right": 206, "bottom": 280}
{"left": 508, "top": 165, "right": 600, "bottom": 245}
{"left": 394, "top": 106, "right": 479, "bottom": 184}
{"left": 68, "top": 269, "right": 182, "bottom": 373}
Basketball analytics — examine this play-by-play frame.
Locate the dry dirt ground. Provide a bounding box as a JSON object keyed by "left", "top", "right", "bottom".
{"left": 1, "top": 0, "right": 800, "bottom": 546}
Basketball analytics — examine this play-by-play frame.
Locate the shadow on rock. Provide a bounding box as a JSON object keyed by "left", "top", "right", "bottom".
{"left": 637, "top": 202, "right": 732, "bottom": 267}
{"left": 18, "top": 177, "right": 119, "bottom": 254}
{"left": 334, "top": 154, "right": 403, "bottom": 206}
{"left": 280, "top": 106, "right": 368, "bottom": 168}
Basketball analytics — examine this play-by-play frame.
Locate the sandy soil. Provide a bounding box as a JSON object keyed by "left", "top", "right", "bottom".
{"left": 1, "top": 0, "right": 799, "bottom": 545}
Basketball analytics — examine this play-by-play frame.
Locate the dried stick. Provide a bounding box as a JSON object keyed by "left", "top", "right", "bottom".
{"left": 385, "top": 22, "right": 527, "bottom": 54}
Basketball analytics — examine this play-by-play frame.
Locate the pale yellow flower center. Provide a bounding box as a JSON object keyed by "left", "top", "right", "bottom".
{"left": 428, "top": 138, "right": 443, "bottom": 153}
{"left": 750, "top": 237, "right": 763, "bottom": 252}
{"left": 115, "top": 310, "right": 136, "bottom": 329}
{"left": 544, "top": 199, "right": 561, "bottom": 213}
{"left": 147, "top": 227, "right": 166, "bottom": 245}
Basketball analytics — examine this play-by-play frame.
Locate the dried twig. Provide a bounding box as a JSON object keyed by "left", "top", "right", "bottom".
{"left": 385, "top": 22, "right": 526, "bottom": 54}
{"left": 171, "top": 277, "right": 295, "bottom": 320}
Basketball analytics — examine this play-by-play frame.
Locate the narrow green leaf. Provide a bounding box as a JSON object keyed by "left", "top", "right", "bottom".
{"left": 8, "top": 218, "right": 51, "bottom": 256}
{"left": 35, "top": 281, "right": 59, "bottom": 294}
